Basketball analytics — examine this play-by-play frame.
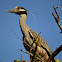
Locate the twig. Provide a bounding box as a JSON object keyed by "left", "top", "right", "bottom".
{"left": 36, "top": 32, "right": 41, "bottom": 39}
{"left": 21, "top": 54, "right": 27, "bottom": 62}
{"left": 19, "top": 49, "right": 33, "bottom": 56}
{"left": 52, "top": 5, "right": 62, "bottom": 31}
{"left": 21, "top": 55, "right": 23, "bottom": 62}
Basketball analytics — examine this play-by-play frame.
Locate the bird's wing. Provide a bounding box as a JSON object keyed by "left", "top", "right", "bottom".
{"left": 28, "top": 29, "right": 46, "bottom": 43}
{"left": 28, "top": 29, "right": 52, "bottom": 55}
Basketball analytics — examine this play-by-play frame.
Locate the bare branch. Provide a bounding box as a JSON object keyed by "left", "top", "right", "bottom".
{"left": 19, "top": 49, "right": 33, "bottom": 56}
{"left": 47, "top": 45, "right": 62, "bottom": 62}
{"left": 52, "top": 45, "right": 62, "bottom": 58}
{"left": 52, "top": 5, "right": 62, "bottom": 32}
{"left": 21, "top": 55, "right": 27, "bottom": 62}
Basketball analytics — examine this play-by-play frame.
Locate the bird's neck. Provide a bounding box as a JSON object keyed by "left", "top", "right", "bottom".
{"left": 20, "top": 14, "right": 27, "bottom": 25}
{"left": 19, "top": 14, "right": 30, "bottom": 36}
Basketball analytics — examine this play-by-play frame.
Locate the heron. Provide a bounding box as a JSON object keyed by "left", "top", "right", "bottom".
{"left": 6, "top": 7, "right": 53, "bottom": 62}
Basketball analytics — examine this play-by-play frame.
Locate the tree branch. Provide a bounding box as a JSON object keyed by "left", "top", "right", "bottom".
{"left": 52, "top": 5, "right": 62, "bottom": 32}
{"left": 47, "top": 45, "right": 62, "bottom": 62}
{"left": 52, "top": 45, "right": 62, "bottom": 59}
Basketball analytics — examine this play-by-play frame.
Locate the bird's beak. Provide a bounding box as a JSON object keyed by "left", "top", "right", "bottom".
{"left": 6, "top": 9, "right": 17, "bottom": 13}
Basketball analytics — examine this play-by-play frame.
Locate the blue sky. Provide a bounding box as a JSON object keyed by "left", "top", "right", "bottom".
{"left": 0, "top": 0, "right": 62, "bottom": 62}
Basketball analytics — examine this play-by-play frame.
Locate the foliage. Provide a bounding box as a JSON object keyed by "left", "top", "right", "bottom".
{"left": 13, "top": 59, "right": 20, "bottom": 62}
{"left": 56, "top": 59, "right": 60, "bottom": 62}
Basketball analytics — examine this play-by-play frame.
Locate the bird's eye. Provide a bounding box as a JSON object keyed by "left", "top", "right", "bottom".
{"left": 18, "top": 7, "right": 20, "bottom": 10}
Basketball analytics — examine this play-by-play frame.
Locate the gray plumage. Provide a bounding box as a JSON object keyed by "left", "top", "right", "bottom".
{"left": 6, "top": 7, "right": 53, "bottom": 62}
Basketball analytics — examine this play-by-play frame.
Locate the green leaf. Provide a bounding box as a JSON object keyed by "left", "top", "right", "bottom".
{"left": 56, "top": 59, "right": 60, "bottom": 62}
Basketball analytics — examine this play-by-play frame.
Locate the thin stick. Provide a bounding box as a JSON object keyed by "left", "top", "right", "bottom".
{"left": 19, "top": 49, "right": 33, "bottom": 56}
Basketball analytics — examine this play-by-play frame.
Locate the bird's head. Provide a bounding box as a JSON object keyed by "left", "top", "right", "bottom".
{"left": 6, "top": 7, "right": 27, "bottom": 15}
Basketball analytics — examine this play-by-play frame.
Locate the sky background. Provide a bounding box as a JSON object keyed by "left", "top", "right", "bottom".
{"left": 0, "top": 0, "right": 62, "bottom": 62}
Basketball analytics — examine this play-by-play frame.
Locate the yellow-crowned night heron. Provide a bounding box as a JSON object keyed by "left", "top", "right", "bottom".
{"left": 6, "top": 7, "right": 53, "bottom": 62}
